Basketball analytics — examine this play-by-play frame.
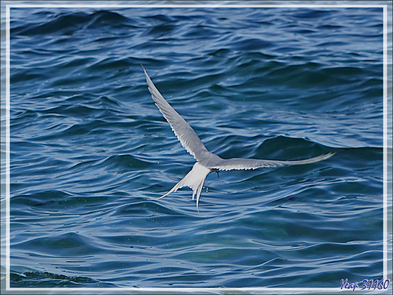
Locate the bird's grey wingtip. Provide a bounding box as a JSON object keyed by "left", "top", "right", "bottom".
{"left": 155, "top": 194, "right": 166, "bottom": 200}
{"left": 326, "top": 152, "right": 335, "bottom": 159}
{"left": 141, "top": 64, "right": 147, "bottom": 75}
{"left": 142, "top": 65, "right": 153, "bottom": 84}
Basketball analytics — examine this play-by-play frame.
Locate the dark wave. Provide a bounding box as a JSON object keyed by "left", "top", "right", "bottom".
{"left": 11, "top": 270, "right": 115, "bottom": 287}
{"left": 11, "top": 10, "right": 134, "bottom": 36}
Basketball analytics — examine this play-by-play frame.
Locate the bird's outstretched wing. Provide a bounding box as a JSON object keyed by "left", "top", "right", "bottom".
{"left": 211, "top": 152, "right": 335, "bottom": 171}
{"left": 143, "top": 67, "right": 211, "bottom": 162}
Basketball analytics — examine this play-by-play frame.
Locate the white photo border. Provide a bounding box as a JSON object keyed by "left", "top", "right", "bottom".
{"left": 1, "top": 1, "right": 392, "bottom": 294}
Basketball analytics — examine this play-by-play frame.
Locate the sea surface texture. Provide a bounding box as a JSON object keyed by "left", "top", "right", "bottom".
{"left": 5, "top": 4, "right": 386, "bottom": 290}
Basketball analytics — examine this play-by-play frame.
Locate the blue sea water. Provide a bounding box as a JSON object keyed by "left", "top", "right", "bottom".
{"left": 1, "top": 3, "right": 390, "bottom": 291}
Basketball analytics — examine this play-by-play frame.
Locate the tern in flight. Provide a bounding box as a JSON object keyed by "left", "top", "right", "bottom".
{"left": 143, "top": 67, "right": 334, "bottom": 210}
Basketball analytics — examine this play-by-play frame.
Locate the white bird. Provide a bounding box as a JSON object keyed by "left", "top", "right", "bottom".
{"left": 143, "top": 67, "right": 334, "bottom": 210}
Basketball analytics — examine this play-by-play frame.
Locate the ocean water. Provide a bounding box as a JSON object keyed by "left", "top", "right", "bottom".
{"left": 2, "top": 3, "right": 389, "bottom": 291}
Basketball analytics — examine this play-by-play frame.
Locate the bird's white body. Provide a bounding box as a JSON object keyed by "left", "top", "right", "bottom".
{"left": 156, "top": 162, "right": 211, "bottom": 209}
{"left": 143, "top": 67, "right": 334, "bottom": 210}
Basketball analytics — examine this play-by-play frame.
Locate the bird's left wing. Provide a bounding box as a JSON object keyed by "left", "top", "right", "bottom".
{"left": 143, "top": 67, "right": 211, "bottom": 162}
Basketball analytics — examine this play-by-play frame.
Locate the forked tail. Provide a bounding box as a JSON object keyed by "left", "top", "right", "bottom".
{"left": 156, "top": 162, "right": 211, "bottom": 211}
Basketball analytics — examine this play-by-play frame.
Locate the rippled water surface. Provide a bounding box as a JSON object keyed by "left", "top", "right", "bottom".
{"left": 4, "top": 4, "right": 386, "bottom": 290}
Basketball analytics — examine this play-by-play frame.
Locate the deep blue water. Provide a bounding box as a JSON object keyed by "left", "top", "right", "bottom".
{"left": 3, "top": 4, "right": 387, "bottom": 290}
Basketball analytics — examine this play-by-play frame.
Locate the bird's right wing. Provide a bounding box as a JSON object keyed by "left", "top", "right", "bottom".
{"left": 143, "top": 67, "right": 210, "bottom": 161}
{"left": 211, "top": 152, "right": 335, "bottom": 171}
